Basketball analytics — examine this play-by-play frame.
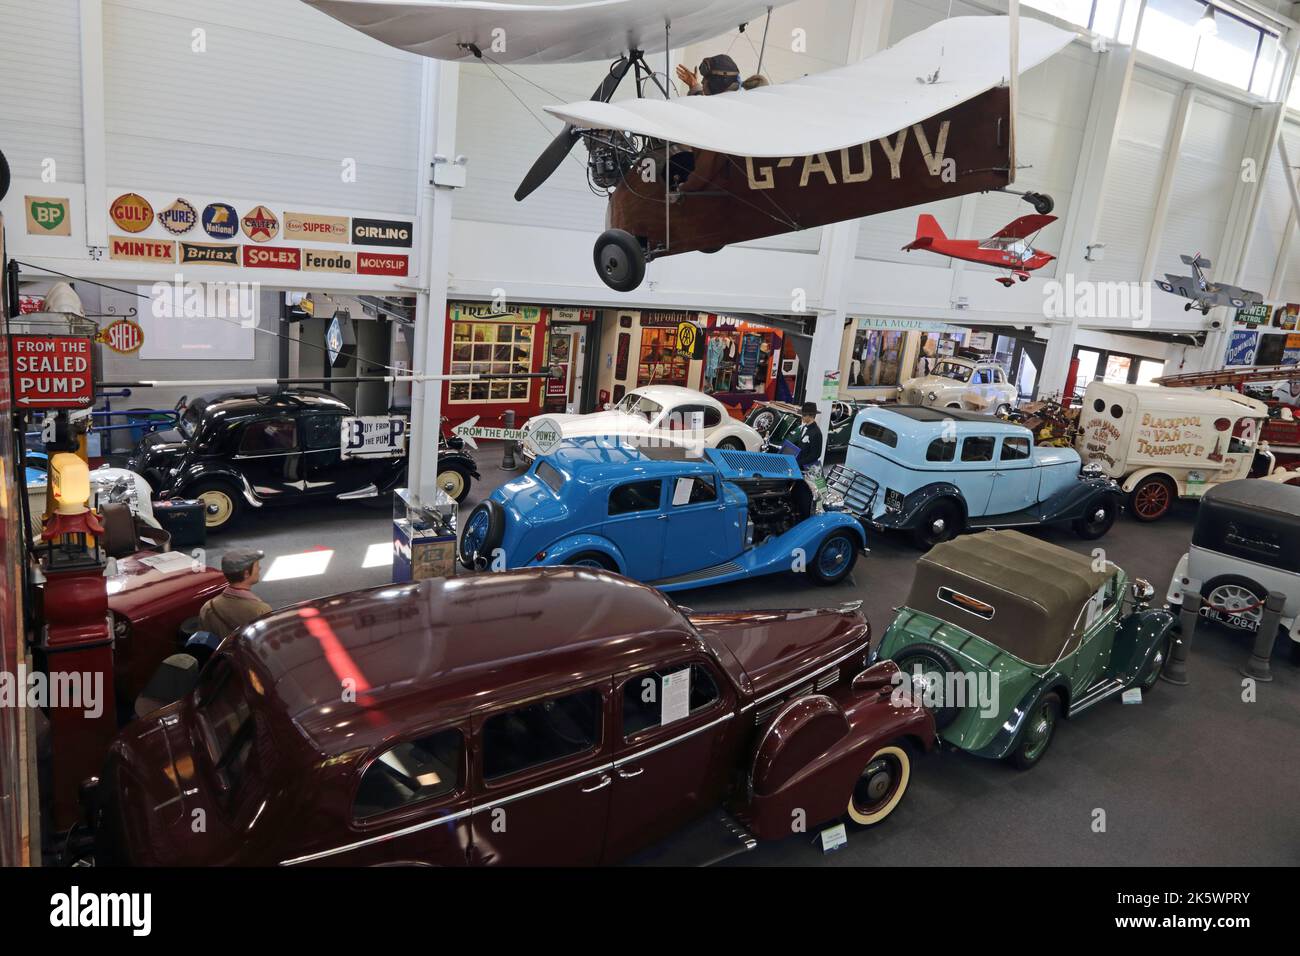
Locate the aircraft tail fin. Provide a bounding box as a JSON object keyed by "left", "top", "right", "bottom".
{"left": 902, "top": 214, "right": 945, "bottom": 251}
{"left": 1180, "top": 253, "right": 1212, "bottom": 269}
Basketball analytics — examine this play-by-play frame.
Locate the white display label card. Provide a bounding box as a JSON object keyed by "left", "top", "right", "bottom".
{"left": 660, "top": 668, "right": 691, "bottom": 725}
{"left": 138, "top": 551, "right": 197, "bottom": 575}
{"left": 820, "top": 823, "right": 848, "bottom": 853}
{"left": 688, "top": 410, "right": 704, "bottom": 431}
{"left": 1121, "top": 688, "right": 1143, "bottom": 705}
{"left": 672, "top": 477, "right": 694, "bottom": 506}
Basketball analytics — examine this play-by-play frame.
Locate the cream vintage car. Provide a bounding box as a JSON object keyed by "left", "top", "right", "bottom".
{"left": 897, "top": 358, "right": 1018, "bottom": 414}
{"left": 518, "top": 385, "right": 763, "bottom": 462}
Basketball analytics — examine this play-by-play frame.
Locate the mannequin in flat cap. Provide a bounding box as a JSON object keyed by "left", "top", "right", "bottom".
{"left": 199, "top": 547, "right": 273, "bottom": 637}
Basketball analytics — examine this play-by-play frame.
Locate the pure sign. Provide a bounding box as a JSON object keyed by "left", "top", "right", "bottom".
{"left": 341, "top": 416, "right": 408, "bottom": 459}
{"left": 10, "top": 335, "right": 95, "bottom": 409}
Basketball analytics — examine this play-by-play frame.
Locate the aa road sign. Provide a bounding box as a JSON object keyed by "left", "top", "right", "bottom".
{"left": 10, "top": 335, "right": 96, "bottom": 409}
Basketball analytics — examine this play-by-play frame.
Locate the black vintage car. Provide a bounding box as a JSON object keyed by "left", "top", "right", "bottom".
{"left": 129, "top": 388, "right": 479, "bottom": 532}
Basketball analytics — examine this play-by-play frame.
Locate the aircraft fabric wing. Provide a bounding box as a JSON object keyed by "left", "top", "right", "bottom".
{"left": 302, "top": 0, "right": 798, "bottom": 64}
{"left": 544, "top": 16, "right": 1077, "bottom": 157}
{"left": 988, "top": 213, "right": 1056, "bottom": 241}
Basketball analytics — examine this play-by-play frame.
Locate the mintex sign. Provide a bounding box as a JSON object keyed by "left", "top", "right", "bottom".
{"left": 10, "top": 335, "right": 95, "bottom": 408}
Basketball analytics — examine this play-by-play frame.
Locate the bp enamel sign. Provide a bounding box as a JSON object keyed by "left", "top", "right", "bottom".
{"left": 342, "top": 416, "right": 408, "bottom": 459}
{"left": 10, "top": 335, "right": 95, "bottom": 409}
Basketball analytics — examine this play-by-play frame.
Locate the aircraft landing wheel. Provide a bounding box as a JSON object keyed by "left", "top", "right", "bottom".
{"left": 1023, "top": 191, "right": 1054, "bottom": 215}
{"left": 593, "top": 229, "right": 646, "bottom": 292}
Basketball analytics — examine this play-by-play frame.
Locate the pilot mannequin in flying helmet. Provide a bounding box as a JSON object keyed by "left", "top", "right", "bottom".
{"left": 676, "top": 55, "right": 742, "bottom": 95}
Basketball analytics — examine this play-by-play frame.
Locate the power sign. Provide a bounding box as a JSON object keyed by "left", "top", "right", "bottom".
{"left": 10, "top": 335, "right": 95, "bottom": 409}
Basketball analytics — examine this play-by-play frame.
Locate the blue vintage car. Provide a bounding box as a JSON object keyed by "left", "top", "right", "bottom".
{"left": 844, "top": 406, "right": 1122, "bottom": 549}
{"left": 457, "top": 439, "right": 867, "bottom": 591}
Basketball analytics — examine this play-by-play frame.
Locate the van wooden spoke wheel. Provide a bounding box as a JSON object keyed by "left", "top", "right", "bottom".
{"left": 1129, "top": 476, "right": 1173, "bottom": 521}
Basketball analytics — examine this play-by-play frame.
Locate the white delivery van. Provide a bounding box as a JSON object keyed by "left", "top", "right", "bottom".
{"left": 1075, "top": 382, "right": 1274, "bottom": 521}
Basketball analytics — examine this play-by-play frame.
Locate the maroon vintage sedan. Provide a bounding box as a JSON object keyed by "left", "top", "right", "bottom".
{"left": 89, "top": 568, "right": 934, "bottom": 866}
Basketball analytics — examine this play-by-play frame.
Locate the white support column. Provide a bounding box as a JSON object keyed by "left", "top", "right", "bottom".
{"left": 408, "top": 59, "right": 461, "bottom": 504}
{"left": 1038, "top": 6, "right": 1146, "bottom": 400}
{"left": 79, "top": 0, "right": 108, "bottom": 248}
{"left": 1140, "top": 83, "right": 1195, "bottom": 283}
{"left": 806, "top": 0, "right": 892, "bottom": 464}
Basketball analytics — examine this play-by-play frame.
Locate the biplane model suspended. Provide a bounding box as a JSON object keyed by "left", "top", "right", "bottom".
{"left": 1155, "top": 253, "right": 1263, "bottom": 315}
{"left": 902, "top": 212, "right": 1056, "bottom": 285}
{"left": 305, "top": 1, "right": 1077, "bottom": 291}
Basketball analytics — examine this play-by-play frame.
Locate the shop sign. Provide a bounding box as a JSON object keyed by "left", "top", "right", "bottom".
{"left": 302, "top": 248, "right": 356, "bottom": 274}
{"left": 202, "top": 202, "right": 239, "bottom": 240}
{"left": 341, "top": 416, "right": 408, "bottom": 459}
{"left": 158, "top": 198, "right": 198, "bottom": 235}
{"left": 110, "top": 193, "right": 154, "bottom": 233}
{"left": 451, "top": 301, "right": 542, "bottom": 323}
{"left": 1224, "top": 330, "right": 1258, "bottom": 367}
{"left": 1273, "top": 303, "right": 1298, "bottom": 330}
{"left": 551, "top": 307, "right": 596, "bottom": 324}
{"left": 10, "top": 335, "right": 95, "bottom": 408}
{"left": 241, "top": 205, "right": 279, "bottom": 242}
{"left": 357, "top": 252, "right": 409, "bottom": 276}
{"left": 856, "top": 316, "right": 965, "bottom": 333}
{"left": 96, "top": 318, "right": 144, "bottom": 354}
{"left": 109, "top": 235, "right": 175, "bottom": 263}
{"left": 547, "top": 365, "right": 569, "bottom": 396}
{"left": 352, "top": 217, "right": 414, "bottom": 247}
{"left": 821, "top": 370, "right": 840, "bottom": 401}
{"left": 966, "top": 331, "right": 995, "bottom": 351}
{"left": 25, "top": 196, "right": 70, "bottom": 236}
{"left": 1234, "top": 303, "right": 1270, "bottom": 328}
{"left": 284, "top": 211, "right": 349, "bottom": 243}
{"left": 640, "top": 310, "right": 695, "bottom": 328}
{"left": 180, "top": 242, "right": 240, "bottom": 265}
{"left": 676, "top": 320, "right": 704, "bottom": 359}
{"left": 242, "top": 245, "right": 301, "bottom": 270}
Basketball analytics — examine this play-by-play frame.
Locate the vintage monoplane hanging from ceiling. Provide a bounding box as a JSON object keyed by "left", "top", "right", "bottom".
{"left": 903, "top": 212, "right": 1057, "bottom": 285}
{"left": 304, "top": 1, "right": 1077, "bottom": 291}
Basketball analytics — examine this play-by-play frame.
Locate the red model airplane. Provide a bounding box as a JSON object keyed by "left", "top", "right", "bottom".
{"left": 903, "top": 213, "right": 1057, "bottom": 285}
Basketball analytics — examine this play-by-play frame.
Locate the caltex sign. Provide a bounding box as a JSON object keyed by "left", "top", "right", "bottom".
{"left": 10, "top": 335, "right": 95, "bottom": 408}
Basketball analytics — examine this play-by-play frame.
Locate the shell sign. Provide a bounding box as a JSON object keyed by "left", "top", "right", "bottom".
{"left": 96, "top": 318, "right": 145, "bottom": 354}
{"left": 109, "top": 193, "right": 154, "bottom": 233}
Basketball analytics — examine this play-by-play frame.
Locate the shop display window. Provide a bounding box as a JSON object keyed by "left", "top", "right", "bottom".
{"left": 704, "top": 329, "right": 778, "bottom": 394}
{"left": 448, "top": 320, "right": 534, "bottom": 403}
{"left": 848, "top": 329, "right": 904, "bottom": 388}
{"left": 637, "top": 327, "right": 689, "bottom": 387}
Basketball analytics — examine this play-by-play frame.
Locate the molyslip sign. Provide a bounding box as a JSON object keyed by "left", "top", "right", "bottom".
{"left": 10, "top": 335, "right": 95, "bottom": 408}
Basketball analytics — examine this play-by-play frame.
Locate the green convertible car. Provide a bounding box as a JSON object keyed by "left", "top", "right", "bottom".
{"left": 872, "top": 530, "right": 1176, "bottom": 769}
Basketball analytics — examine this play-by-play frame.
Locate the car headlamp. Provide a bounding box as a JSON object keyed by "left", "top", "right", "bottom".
{"left": 1081, "top": 462, "right": 1105, "bottom": 479}
{"left": 926, "top": 391, "right": 937, "bottom": 402}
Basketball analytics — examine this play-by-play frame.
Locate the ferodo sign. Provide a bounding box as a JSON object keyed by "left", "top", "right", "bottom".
{"left": 242, "top": 245, "right": 301, "bottom": 270}
{"left": 10, "top": 335, "right": 95, "bottom": 408}
{"left": 302, "top": 248, "right": 356, "bottom": 273}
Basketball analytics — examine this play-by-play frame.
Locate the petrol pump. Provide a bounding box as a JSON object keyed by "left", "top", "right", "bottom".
{"left": 32, "top": 437, "right": 117, "bottom": 831}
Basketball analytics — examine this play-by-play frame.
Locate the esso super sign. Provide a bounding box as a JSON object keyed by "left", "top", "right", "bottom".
{"left": 10, "top": 335, "right": 96, "bottom": 409}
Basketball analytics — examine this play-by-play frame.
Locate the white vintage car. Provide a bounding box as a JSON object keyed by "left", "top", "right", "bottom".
{"left": 897, "top": 358, "right": 1018, "bottom": 414}
{"left": 519, "top": 385, "right": 763, "bottom": 461}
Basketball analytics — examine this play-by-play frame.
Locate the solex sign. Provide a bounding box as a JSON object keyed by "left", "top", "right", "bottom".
{"left": 10, "top": 335, "right": 95, "bottom": 408}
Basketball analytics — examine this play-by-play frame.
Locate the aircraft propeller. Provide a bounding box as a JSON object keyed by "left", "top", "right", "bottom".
{"left": 515, "top": 56, "right": 633, "bottom": 201}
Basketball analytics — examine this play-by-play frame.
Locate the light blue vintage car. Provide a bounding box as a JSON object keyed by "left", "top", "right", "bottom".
{"left": 457, "top": 438, "right": 867, "bottom": 591}
{"left": 844, "top": 406, "right": 1122, "bottom": 549}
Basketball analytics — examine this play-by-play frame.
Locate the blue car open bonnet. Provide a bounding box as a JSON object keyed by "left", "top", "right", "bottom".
{"left": 705, "top": 447, "right": 801, "bottom": 481}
